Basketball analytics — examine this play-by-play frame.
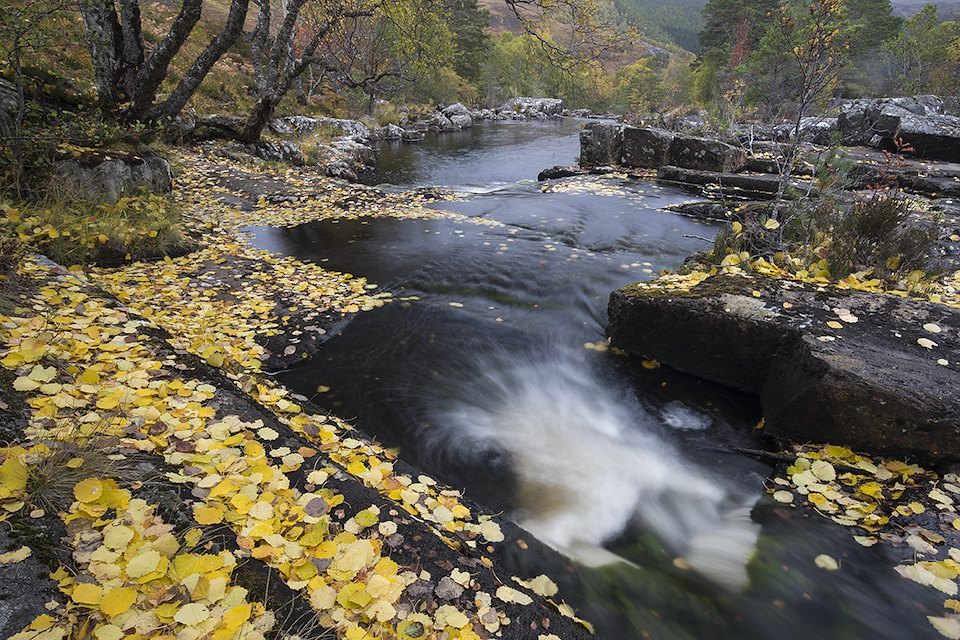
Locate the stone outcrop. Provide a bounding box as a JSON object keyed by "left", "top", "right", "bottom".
{"left": 54, "top": 149, "right": 172, "bottom": 202}
{"left": 499, "top": 97, "right": 564, "bottom": 117}
{"left": 579, "top": 123, "right": 746, "bottom": 173}
{"left": 838, "top": 96, "right": 960, "bottom": 162}
{"left": 252, "top": 140, "right": 305, "bottom": 165}
{"left": 620, "top": 127, "right": 673, "bottom": 169}
{"left": 667, "top": 135, "right": 747, "bottom": 173}
{"left": 579, "top": 122, "right": 623, "bottom": 166}
{"left": 608, "top": 274, "right": 960, "bottom": 460}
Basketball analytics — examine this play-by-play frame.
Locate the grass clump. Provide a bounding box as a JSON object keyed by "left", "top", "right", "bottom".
{"left": 0, "top": 194, "right": 195, "bottom": 267}
{"left": 23, "top": 440, "right": 131, "bottom": 514}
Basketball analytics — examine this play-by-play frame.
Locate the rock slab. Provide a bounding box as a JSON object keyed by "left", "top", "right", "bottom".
{"left": 608, "top": 275, "right": 960, "bottom": 460}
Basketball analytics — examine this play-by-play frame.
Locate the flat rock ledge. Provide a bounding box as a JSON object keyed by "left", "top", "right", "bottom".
{"left": 608, "top": 274, "right": 960, "bottom": 460}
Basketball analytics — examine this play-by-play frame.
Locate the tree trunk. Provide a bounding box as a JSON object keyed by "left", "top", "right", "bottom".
{"left": 118, "top": 0, "right": 145, "bottom": 96}
{"left": 79, "top": 1, "right": 124, "bottom": 106}
{"left": 238, "top": 94, "right": 278, "bottom": 143}
{"left": 124, "top": 0, "right": 203, "bottom": 121}
{"left": 295, "top": 76, "right": 307, "bottom": 105}
{"left": 150, "top": 0, "right": 250, "bottom": 123}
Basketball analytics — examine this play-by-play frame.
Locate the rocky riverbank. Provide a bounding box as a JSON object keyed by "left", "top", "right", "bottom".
{"left": 579, "top": 97, "right": 960, "bottom": 460}
{"left": 0, "top": 149, "right": 594, "bottom": 640}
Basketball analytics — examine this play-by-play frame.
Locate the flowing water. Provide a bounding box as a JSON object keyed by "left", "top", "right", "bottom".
{"left": 250, "top": 119, "right": 942, "bottom": 639}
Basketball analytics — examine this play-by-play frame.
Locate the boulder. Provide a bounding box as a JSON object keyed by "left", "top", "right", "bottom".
{"left": 499, "top": 97, "right": 564, "bottom": 117}
{"left": 273, "top": 116, "right": 370, "bottom": 140}
{"left": 401, "top": 129, "right": 425, "bottom": 142}
{"left": 442, "top": 102, "right": 470, "bottom": 118}
{"left": 667, "top": 135, "right": 747, "bottom": 172}
{"left": 537, "top": 165, "right": 587, "bottom": 181}
{"left": 449, "top": 113, "right": 473, "bottom": 129}
{"left": 429, "top": 113, "right": 455, "bottom": 131}
{"left": 252, "top": 140, "right": 304, "bottom": 166}
{"left": 55, "top": 149, "right": 172, "bottom": 202}
{"left": 379, "top": 123, "right": 404, "bottom": 140}
{"left": 773, "top": 117, "right": 838, "bottom": 145}
{"left": 657, "top": 166, "right": 787, "bottom": 197}
{"left": 579, "top": 122, "right": 624, "bottom": 166}
{"left": 620, "top": 127, "right": 674, "bottom": 169}
{"left": 608, "top": 274, "right": 960, "bottom": 460}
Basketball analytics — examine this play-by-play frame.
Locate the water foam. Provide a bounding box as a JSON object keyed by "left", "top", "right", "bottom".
{"left": 428, "top": 345, "right": 759, "bottom": 589}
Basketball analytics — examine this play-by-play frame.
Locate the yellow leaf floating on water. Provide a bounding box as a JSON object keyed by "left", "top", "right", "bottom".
{"left": 814, "top": 555, "right": 839, "bottom": 571}
{"left": 827, "top": 320, "right": 844, "bottom": 329}
{"left": 929, "top": 615, "right": 960, "bottom": 639}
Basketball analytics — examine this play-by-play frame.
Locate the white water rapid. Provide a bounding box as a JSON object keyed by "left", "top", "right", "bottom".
{"left": 429, "top": 345, "right": 760, "bottom": 589}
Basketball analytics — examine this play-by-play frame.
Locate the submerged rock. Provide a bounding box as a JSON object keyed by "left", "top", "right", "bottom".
{"left": 608, "top": 274, "right": 960, "bottom": 460}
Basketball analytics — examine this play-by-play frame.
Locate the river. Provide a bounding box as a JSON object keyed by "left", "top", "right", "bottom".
{"left": 249, "top": 119, "right": 941, "bottom": 639}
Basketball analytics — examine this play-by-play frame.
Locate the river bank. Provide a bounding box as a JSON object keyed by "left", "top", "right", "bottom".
{"left": 0, "top": 146, "right": 597, "bottom": 640}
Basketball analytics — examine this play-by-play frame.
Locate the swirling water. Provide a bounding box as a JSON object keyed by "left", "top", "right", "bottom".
{"left": 250, "top": 120, "right": 942, "bottom": 639}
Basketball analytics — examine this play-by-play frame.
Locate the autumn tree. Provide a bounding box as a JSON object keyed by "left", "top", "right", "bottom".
{"left": 77, "top": 0, "right": 250, "bottom": 122}
{"left": 878, "top": 4, "right": 960, "bottom": 95}
{"left": 693, "top": 0, "right": 779, "bottom": 102}
{"left": 315, "top": 0, "right": 455, "bottom": 113}
{"left": 748, "top": 0, "right": 853, "bottom": 208}
{"left": 504, "top": 0, "right": 636, "bottom": 71}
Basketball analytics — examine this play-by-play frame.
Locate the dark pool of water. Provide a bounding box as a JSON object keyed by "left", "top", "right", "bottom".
{"left": 249, "top": 122, "right": 945, "bottom": 639}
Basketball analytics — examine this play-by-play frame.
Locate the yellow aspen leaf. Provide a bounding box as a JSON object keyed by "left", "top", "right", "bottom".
{"left": 193, "top": 506, "right": 224, "bottom": 525}
{"left": 814, "top": 555, "right": 839, "bottom": 571}
{"left": 0, "top": 458, "right": 28, "bottom": 492}
{"left": 0, "top": 545, "right": 32, "bottom": 564}
{"left": 125, "top": 549, "right": 161, "bottom": 578}
{"left": 74, "top": 478, "right": 104, "bottom": 503}
{"left": 173, "top": 602, "right": 210, "bottom": 625}
{"left": 71, "top": 583, "right": 103, "bottom": 605}
{"left": 100, "top": 587, "right": 137, "bottom": 617}
{"left": 222, "top": 604, "right": 252, "bottom": 630}
{"left": 93, "top": 625, "right": 123, "bottom": 640}
{"left": 102, "top": 526, "right": 134, "bottom": 550}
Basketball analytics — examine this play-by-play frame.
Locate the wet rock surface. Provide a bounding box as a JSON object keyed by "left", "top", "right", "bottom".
{"left": 608, "top": 274, "right": 960, "bottom": 460}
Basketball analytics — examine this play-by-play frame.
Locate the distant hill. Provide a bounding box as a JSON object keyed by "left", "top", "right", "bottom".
{"left": 614, "top": 0, "right": 706, "bottom": 52}
{"left": 890, "top": 0, "right": 960, "bottom": 18}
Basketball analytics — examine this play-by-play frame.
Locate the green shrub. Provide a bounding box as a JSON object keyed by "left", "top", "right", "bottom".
{"left": 826, "top": 192, "right": 941, "bottom": 278}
